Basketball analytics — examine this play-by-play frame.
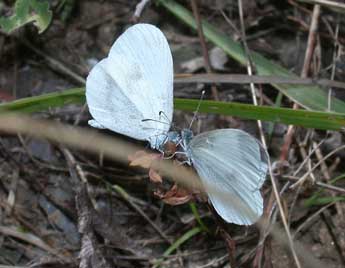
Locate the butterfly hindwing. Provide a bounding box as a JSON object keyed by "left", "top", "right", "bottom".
{"left": 188, "top": 129, "right": 268, "bottom": 225}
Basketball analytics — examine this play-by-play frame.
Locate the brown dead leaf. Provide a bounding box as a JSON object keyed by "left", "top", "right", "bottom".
{"left": 149, "top": 168, "right": 162, "bottom": 183}
{"left": 155, "top": 184, "right": 192, "bottom": 205}
{"left": 128, "top": 150, "right": 161, "bottom": 168}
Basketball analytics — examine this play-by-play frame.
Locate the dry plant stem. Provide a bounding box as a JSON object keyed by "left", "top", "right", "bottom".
{"left": 293, "top": 202, "right": 334, "bottom": 238}
{"left": 112, "top": 185, "right": 172, "bottom": 245}
{"left": 132, "top": 0, "right": 150, "bottom": 21}
{"left": 219, "top": 9, "right": 240, "bottom": 37}
{"left": 284, "top": 175, "right": 345, "bottom": 194}
{"left": 293, "top": 136, "right": 325, "bottom": 177}
{"left": 253, "top": 191, "right": 276, "bottom": 268}
{"left": 174, "top": 73, "right": 345, "bottom": 89}
{"left": 320, "top": 212, "right": 345, "bottom": 265}
{"left": 190, "top": 0, "right": 219, "bottom": 101}
{"left": 0, "top": 114, "right": 202, "bottom": 196}
{"left": 314, "top": 141, "right": 344, "bottom": 217}
{"left": 297, "top": 0, "right": 345, "bottom": 11}
{"left": 280, "top": 4, "right": 321, "bottom": 161}
{"left": 313, "top": 142, "right": 330, "bottom": 180}
{"left": 0, "top": 226, "right": 71, "bottom": 262}
{"left": 328, "top": 157, "right": 340, "bottom": 174}
{"left": 238, "top": 1, "right": 301, "bottom": 267}
{"left": 61, "top": 147, "right": 99, "bottom": 210}
{"left": 198, "top": 254, "right": 228, "bottom": 268}
{"left": 17, "top": 134, "right": 67, "bottom": 171}
{"left": 291, "top": 144, "right": 345, "bottom": 189}
{"left": 328, "top": 23, "right": 338, "bottom": 110}
{"left": 6, "top": 169, "right": 18, "bottom": 215}
{"left": 0, "top": 114, "right": 329, "bottom": 267}
{"left": 295, "top": 131, "right": 316, "bottom": 182}
{"left": 316, "top": 181, "right": 345, "bottom": 194}
{"left": 63, "top": 146, "right": 173, "bottom": 251}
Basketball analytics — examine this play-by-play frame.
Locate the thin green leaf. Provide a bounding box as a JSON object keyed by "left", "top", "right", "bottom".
{"left": 267, "top": 92, "right": 283, "bottom": 142}
{"left": 304, "top": 174, "right": 345, "bottom": 207}
{"left": 0, "top": 89, "right": 345, "bottom": 131}
{"left": 153, "top": 226, "right": 202, "bottom": 267}
{"left": 156, "top": 0, "right": 345, "bottom": 113}
{"left": 175, "top": 98, "right": 345, "bottom": 131}
{"left": 0, "top": 0, "right": 52, "bottom": 34}
{"left": 0, "top": 88, "right": 85, "bottom": 113}
{"left": 189, "top": 202, "right": 209, "bottom": 233}
{"left": 304, "top": 196, "right": 345, "bottom": 206}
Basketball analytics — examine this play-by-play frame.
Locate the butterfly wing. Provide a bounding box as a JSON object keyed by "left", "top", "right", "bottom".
{"left": 188, "top": 129, "right": 268, "bottom": 225}
{"left": 86, "top": 24, "right": 173, "bottom": 149}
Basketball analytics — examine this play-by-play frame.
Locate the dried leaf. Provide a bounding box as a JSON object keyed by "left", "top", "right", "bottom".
{"left": 149, "top": 168, "right": 162, "bottom": 183}
{"left": 128, "top": 150, "right": 161, "bottom": 168}
{"left": 155, "top": 184, "right": 192, "bottom": 205}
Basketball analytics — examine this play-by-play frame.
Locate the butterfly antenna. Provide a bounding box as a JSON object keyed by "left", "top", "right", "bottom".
{"left": 142, "top": 118, "right": 170, "bottom": 125}
{"left": 189, "top": 90, "right": 205, "bottom": 129}
{"left": 159, "top": 111, "right": 182, "bottom": 131}
{"left": 159, "top": 111, "right": 171, "bottom": 124}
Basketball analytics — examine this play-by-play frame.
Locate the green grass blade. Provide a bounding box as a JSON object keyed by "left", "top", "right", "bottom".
{"left": 304, "top": 196, "right": 345, "bottom": 206}
{"left": 305, "top": 174, "right": 345, "bottom": 207}
{"left": 163, "top": 227, "right": 202, "bottom": 256}
{"left": 1, "top": 89, "right": 345, "bottom": 131}
{"left": 157, "top": 0, "right": 345, "bottom": 113}
{"left": 267, "top": 92, "right": 284, "bottom": 142}
{"left": 153, "top": 226, "right": 202, "bottom": 267}
{"left": 189, "top": 202, "right": 209, "bottom": 233}
{"left": 0, "top": 88, "right": 85, "bottom": 113}
{"left": 175, "top": 98, "right": 345, "bottom": 131}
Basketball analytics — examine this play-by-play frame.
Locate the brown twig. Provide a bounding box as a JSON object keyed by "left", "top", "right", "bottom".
{"left": 320, "top": 211, "right": 345, "bottom": 266}
{"left": 293, "top": 202, "right": 334, "bottom": 238}
{"left": 190, "top": 0, "right": 219, "bottom": 101}
{"left": 61, "top": 147, "right": 100, "bottom": 210}
{"left": 290, "top": 144, "right": 345, "bottom": 189}
{"left": 0, "top": 113, "right": 329, "bottom": 267}
{"left": 283, "top": 175, "right": 345, "bottom": 194}
{"left": 111, "top": 185, "right": 173, "bottom": 245}
{"left": 297, "top": 0, "right": 345, "bottom": 12}
{"left": 253, "top": 190, "right": 276, "bottom": 268}
{"left": 174, "top": 73, "right": 345, "bottom": 89}
{"left": 327, "top": 17, "right": 340, "bottom": 111}
{"left": 237, "top": 0, "right": 301, "bottom": 267}
{"left": 280, "top": 4, "right": 321, "bottom": 162}
{"left": 0, "top": 226, "right": 71, "bottom": 262}
{"left": 132, "top": 0, "right": 151, "bottom": 22}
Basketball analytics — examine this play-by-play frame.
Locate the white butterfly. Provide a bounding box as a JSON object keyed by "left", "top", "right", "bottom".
{"left": 180, "top": 129, "right": 268, "bottom": 225}
{"left": 86, "top": 23, "right": 268, "bottom": 225}
{"left": 86, "top": 23, "right": 173, "bottom": 150}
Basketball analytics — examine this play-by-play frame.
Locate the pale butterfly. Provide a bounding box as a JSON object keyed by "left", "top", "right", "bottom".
{"left": 180, "top": 128, "right": 268, "bottom": 225}
{"left": 86, "top": 23, "right": 268, "bottom": 225}
{"left": 86, "top": 23, "right": 174, "bottom": 150}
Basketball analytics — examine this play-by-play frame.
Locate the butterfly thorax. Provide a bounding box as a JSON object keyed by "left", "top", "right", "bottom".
{"left": 159, "top": 131, "right": 180, "bottom": 156}
{"left": 181, "top": 129, "right": 193, "bottom": 146}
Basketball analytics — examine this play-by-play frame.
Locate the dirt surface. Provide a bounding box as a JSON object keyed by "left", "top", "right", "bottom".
{"left": 0, "top": 0, "right": 345, "bottom": 267}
